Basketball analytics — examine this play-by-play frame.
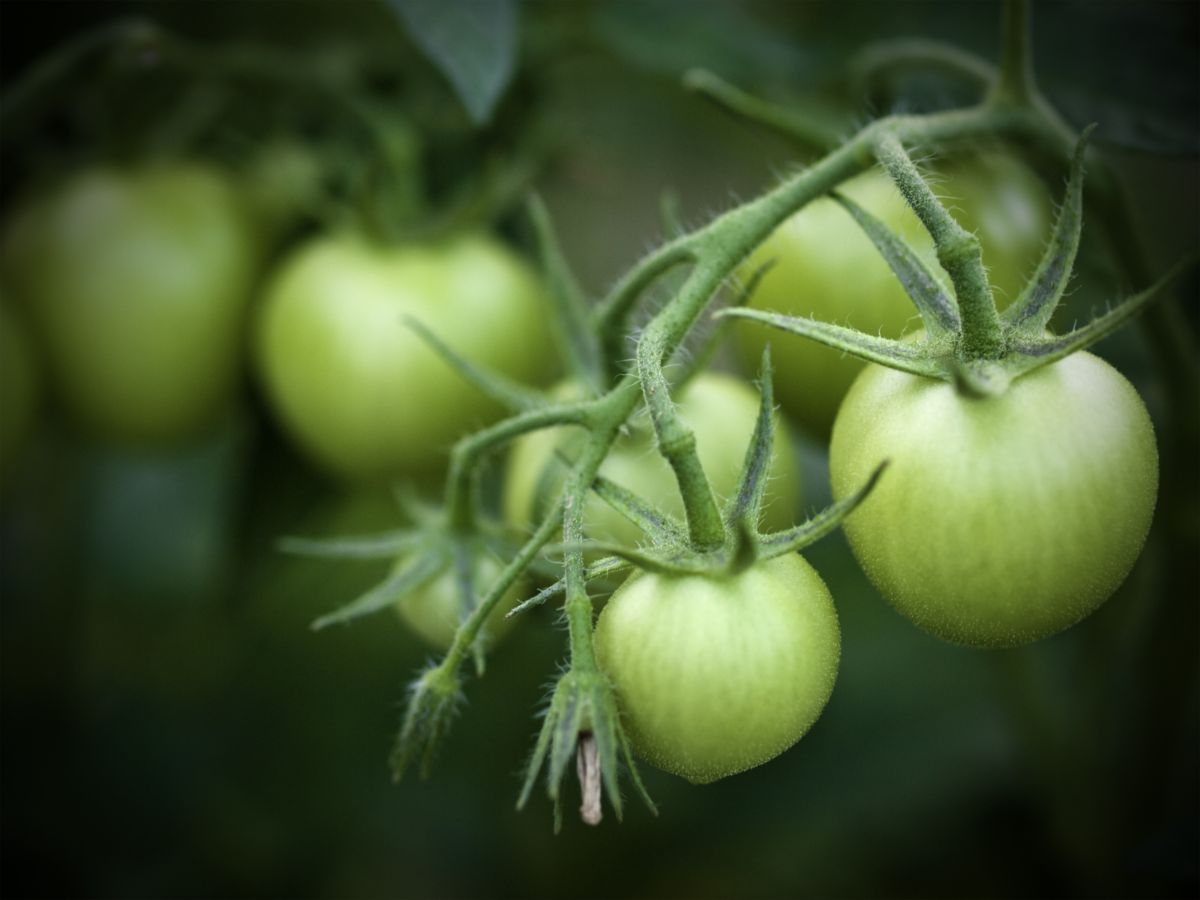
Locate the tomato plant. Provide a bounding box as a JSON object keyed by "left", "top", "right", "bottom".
{"left": 1, "top": 163, "right": 260, "bottom": 445}
{"left": 503, "top": 372, "right": 800, "bottom": 548}
{"left": 592, "top": 553, "right": 840, "bottom": 784}
{"left": 734, "top": 150, "right": 1051, "bottom": 436}
{"left": 0, "top": 299, "right": 40, "bottom": 483}
{"left": 255, "top": 232, "right": 557, "bottom": 481}
{"left": 829, "top": 351, "right": 1158, "bottom": 647}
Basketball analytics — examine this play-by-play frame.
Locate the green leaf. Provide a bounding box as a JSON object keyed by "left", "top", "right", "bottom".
{"left": 386, "top": 0, "right": 516, "bottom": 126}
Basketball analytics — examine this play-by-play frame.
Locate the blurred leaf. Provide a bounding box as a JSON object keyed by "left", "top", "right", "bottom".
{"left": 385, "top": 0, "right": 516, "bottom": 126}
{"left": 593, "top": 0, "right": 810, "bottom": 85}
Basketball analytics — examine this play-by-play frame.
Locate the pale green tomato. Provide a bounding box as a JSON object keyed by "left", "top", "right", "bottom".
{"left": 735, "top": 151, "right": 1051, "bottom": 437}
{"left": 256, "top": 232, "right": 555, "bottom": 481}
{"left": 593, "top": 553, "right": 840, "bottom": 784}
{"left": 829, "top": 352, "right": 1158, "bottom": 648}
{"left": 0, "top": 299, "right": 40, "bottom": 482}
{"left": 503, "top": 372, "right": 801, "bottom": 547}
{"left": 2, "top": 163, "right": 260, "bottom": 445}
{"left": 394, "top": 553, "right": 519, "bottom": 650}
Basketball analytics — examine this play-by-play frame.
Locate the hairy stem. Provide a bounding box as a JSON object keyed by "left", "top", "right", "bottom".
{"left": 875, "top": 133, "right": 1003, "bottom": 358}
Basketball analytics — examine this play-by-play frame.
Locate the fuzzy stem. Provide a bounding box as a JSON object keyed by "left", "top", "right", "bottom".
{"left": 445, "top": 402, "right": 596, "bottom": 531}
{"left": 636, "top": 323, "right": 725, "bottom": 551}
{"left": 875, "top": 133, "right": 1003, "bottom": 358}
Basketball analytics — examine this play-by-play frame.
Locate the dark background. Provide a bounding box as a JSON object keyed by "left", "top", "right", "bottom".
{"left": 1, "top": 1, "right": 1197, "bottom": 897}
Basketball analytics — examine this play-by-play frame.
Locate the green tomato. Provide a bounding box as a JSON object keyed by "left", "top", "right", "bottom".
{"left": 593, "top": 553, "right": 840, "bottom": 784}
{"left": 256, "top": 232, "right": 555, "bottom": 481}
{"left": 2, "top": 163, "right": 260, "bottom": 444}
{"left": 393, "top": 552, "right": 518, "bottom": 650}
{"left": 829, "top": 352, "right": 1158, "bottom": 648}
{"left": 735, "top": 150, "right": 1051, "bottom": 437}
{"left": 503, "top": 372, "right": 801, "bottom": 547}
{"left": 0, "top": 298, "right": 41, "bottom": 482}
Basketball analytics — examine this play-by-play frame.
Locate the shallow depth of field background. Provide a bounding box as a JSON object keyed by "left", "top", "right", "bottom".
{"left": 2, "top": 2, "right": 1197, "bottom": 897}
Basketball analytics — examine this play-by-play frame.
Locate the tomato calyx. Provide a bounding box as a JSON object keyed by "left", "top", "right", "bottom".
{"left": 510, "top": 351, "right": 887, "bottom": 615}
{"left": 517, "top": 667, "right": 655, "bottom": 832}
{"left": 280, "top": 490, "right": 521, "bottom": 672}
{"left": 719, "top": 126, "right": 1194, "bottom": 395}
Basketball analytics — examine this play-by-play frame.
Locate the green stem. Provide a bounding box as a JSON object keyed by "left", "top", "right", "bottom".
{"left": 989, "top": 0, "right": 1036, "bottom": 107}
{"left": 636, "top": 323, "right": 725, "bottom": 551}
{"left": 442, "top": 495, "right": 565, "bottom": 674}
{"left": 875, "top": 133, "right": 1003, "bottom": 358}
{"left": 445, "top": 402, "right": 596, "bottom": 531}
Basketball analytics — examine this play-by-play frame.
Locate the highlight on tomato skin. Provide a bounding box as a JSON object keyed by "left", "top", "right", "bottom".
{"left": 829, "top": 350, "right": 1159, "bottom": 649}
{"left": 593, "top": 553, "right": 841, "bottom": 785}
{"left": 254, "top": 231, "right": 558, "bottom": 482}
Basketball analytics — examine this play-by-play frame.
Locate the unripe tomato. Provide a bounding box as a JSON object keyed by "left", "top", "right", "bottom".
{"left": 593, "top": 553, "right": 840, "bottom": 784}
{"left": 2, "top": 163, "right": 260, "bottom": 445}
{"left": 735, "top": 150, "right": 1051, "bottom": 437}
{"left": 503, "top": 372, "right": 801, "bottom": 546}
{"left": 394, "top": 553, "right": 518, "bottom": 650}
{"left": 829, "top": 352, "right": 1158, "bottom": 648}
{"left": 255, "top": 233, "right": 556, "bottom": 481}
{"left": 0, "top": 299, "right": 41, "bottom": 482}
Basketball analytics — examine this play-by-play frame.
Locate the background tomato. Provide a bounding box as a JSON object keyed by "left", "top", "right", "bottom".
{"left": 393, "top": 552, "right": 518, "bottom": 650}
{"left": 255, "top": 232, "right": 556, "bottom": 482}
{"left": 0, "top": 299, "right": 41, "bottom": 483}
{"left": 593, "top": 553, "right": 840, "bottom": 784}
{"left": 734, "top": 150, "right": 1052, "bottom": 437}
{"left": 503, "top": 372, "right": 801, "bottom": 547}
{"left": 830, "top": 352, "right": 1158, "bottom": 647}
{"left": 1, "top": 163, "right": 260, "bottom": 445}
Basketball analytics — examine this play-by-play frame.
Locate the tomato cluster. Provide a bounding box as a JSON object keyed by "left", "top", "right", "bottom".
{"left": 0, "top": 13, "right": 1174, "bottom": 832}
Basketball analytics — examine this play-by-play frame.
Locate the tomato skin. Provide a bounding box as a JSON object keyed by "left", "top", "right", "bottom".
{"left": 256, "top": 232, "right": 555, "bottom": 481}
{"left": 503, "top": 372, "right": 801, "bottom": 546}
{"left": 829, "top": 352, "right": 1158, "bottom": 648}
{"left": 2, "top": 163, "right": 259, "bottom": 445}
{"left": 394, "top": 553, "right": 518, "bottom": 650}
{"left": 735, "top": 151, "right": 1051, "bottom": 437}
{"left": 593, "top": 553, "right": 839, "bottom": 784}
{"left": 0, "top": 299, "right": 40, "bottom": 482}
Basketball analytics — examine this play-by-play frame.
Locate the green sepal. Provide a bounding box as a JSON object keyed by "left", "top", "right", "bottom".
{"left": 832, "top": 191, "right": 961, "bottom": 337}
{"left": 527, "top": 195, "right": 606, "bottom": 392}
{"left": 725, "top": 346, "right": 776, "bottom": 531}
{"left": 1003, "top": 125, "right": 1093, "bottom": 334}
{"left": 404, "top": 314, "right": 548, "bottom": 413}
{"left": 557, "top": 542, "right": 714, "bottom": 577}
{"left": 759, "top": 461, "right": 890, "bottom": 558}
{"left": 516, "top": 668, "right": 655, "bottom": 830}
{"left": 548, "top": 447, "right": 688, "bottom": 548}
{"left": 506, "top": 555, "right": 631, "bottom": 619}
{"left": 390, "top": 662, "right": 465, "bottom": 781}
{"left": 277, "top": 529, "right": 423, "bottom": 560}
{"left": 1005, "top": 253, "right": 1199, "bottom": 375}
{"left": 716, "top": 308, "right": 947, "bottom": 379}
{"left": 310, "top": 547, "right": 447, "bottom": 631}
{"left": 590, "top": 470, "right": 688, "bottom": 547}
